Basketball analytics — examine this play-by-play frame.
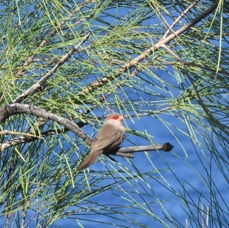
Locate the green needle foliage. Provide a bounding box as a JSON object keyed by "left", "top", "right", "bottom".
{"left": 0, "top": 0, "right": 228, "bottom": 227}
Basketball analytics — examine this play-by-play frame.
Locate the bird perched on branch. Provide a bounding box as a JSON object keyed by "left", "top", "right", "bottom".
{"left": 77, "top": 113, "right": 125, "bottom": 170}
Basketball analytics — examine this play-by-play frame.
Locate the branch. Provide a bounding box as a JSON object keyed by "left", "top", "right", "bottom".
{"left": 15, "top": 0, "right": 93, "bottom": 77}
{"left": 12, "top": 33, "right": 90, "bottom": 104}
{"left": 119, "top": 143, "right": 174, "bottom": 153}
{"left": 75, "top": 1, "right": 219, "bottom": 99}
{"left": 0, "top": 104, "right": 174, "bottom": 159}
{"left": 162, "top": 1, "right": 200, "bottom": 39}
{"left": 0, "top": 103, "right": 92, "bottom": 147}
{"left": 159, "top": 0, "right": 219, "bottom": 44}
{"left": 0, "top": 128, "right": 66, "bottom": 152}
{"left": 106, "top": 143, "right": 174, "bottom": 159}
{"left": 0, "top": 130, "right": 43, "bottom": 138}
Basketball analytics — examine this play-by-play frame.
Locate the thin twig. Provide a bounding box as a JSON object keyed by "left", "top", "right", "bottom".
{"left": 136, "top": 106, "right": 173, "bottom": 117}
{"left": 161, "top": 44, "right": 183, "bottom": 61}
{"left": 163, "top": 1, "right": 200, "bottom": 39}
{"left": 0, "top": 128, "right": 66, "bottom": 152}
{"left": 0, "top": 136, "right": 39, "bottom": 152}
{"left": 0, "top": 130, "right": 44, "bottom": 138}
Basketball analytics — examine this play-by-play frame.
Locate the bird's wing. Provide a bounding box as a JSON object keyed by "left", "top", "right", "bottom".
{"left": 77, "top": 152, "right": 100, "bottom": 170}
{"left": 92, "top": 123, "right": 124, "bottom": 152}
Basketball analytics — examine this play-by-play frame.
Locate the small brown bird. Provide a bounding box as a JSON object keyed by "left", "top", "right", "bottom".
{"left": 77, "top": 113, "right": 125, "bottom": 170}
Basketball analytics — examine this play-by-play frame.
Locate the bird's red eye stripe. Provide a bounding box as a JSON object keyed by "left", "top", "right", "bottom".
{"left": 114, "top": 115, "right": 124, "bottom": 120}
{"left": 107, "top": 113, "right": 124, "bottom": 121}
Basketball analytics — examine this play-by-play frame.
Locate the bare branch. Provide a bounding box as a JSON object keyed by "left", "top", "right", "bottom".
{"left": 0, "top": 128, "right": 66, "bottom": 152}
{"left": 0, "top": 103, "right": 92, "bottom": 147}
{"left": 0, "top": 135, "right": 39, "bottom": 152}
{"left": 15, "top": 0, "right": 94, "bottom": 77}
{"left": 106, "top": 143, "right": 174, "bottom": 159}
{"left": 159, "top": 1, "right": 219, "bottom": 45}
{"left": 76, "top": 1, "right": 219, "bottom": 100}
{"left": 118, "top": 143, "right": 174, "bottom": 153}
{"left": 12, "top": 33, "right": 91, "bottom": 104}
{"left": 163, "top": 1, "right": 200, "bottom": 39}
{"left": 0, "top": 130, "right": 43, "bottom": 138}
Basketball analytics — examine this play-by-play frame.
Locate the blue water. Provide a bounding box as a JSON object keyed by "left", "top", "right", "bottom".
{"left": 51, "top": 113, "right": 228, "bottom": 227}
{"left": 1, "top": 1, "right": 228, "bottom": 227}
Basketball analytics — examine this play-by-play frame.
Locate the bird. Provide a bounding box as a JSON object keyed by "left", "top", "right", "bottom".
{"left": 77, "top": 113, "right": 125, "bottom": 170}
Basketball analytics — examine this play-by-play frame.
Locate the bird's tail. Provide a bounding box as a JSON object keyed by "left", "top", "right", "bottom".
{"left": 77, "top": 151, "right": 101, "bottom": 170}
